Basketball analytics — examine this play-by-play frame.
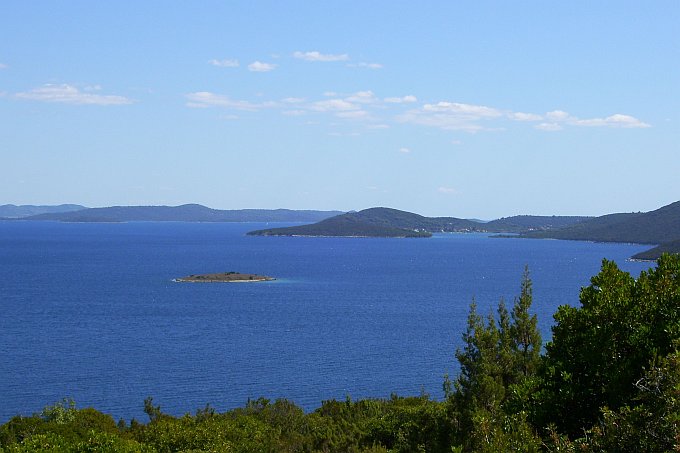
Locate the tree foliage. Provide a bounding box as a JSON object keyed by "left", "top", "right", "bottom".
{"left": 3, "top": 256, "right": 680, "bottom": 451}
{"left": 541, "top": 254, "right": 680, "bottom": 436}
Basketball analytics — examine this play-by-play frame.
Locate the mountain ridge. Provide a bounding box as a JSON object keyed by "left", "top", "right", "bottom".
{"left": 247, "top": 207, "right": 592, "bottom": 237}
{"left": 16, "top": 204, "right": 343, "bottom": 223}
{"left": 0, "top": 204, "right": 86, "bottom": 219}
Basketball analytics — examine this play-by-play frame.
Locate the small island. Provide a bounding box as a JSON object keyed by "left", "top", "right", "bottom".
{"left": 175, "top": 272, "right": 275, "bottom": 283}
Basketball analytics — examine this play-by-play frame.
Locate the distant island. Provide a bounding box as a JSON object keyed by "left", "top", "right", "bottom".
{"left": 5, "top": 204, "right": 342, "bottom": 223}
{"left": 175, "top": 272, "right": 275, "bottom": 283}
{"left": 247, "top": 207, "right": 590, "bottom": 238}
{"left": 4, "top": 201, "right": 679, "bottom": 260}
{"left": 0, "top": 203, "right": 86, "bottom": 219}
{"left": 247, "top": 201, "right": 680, "bottom": 260}
{"left": 517, "top": 200, "right": 680, "bottom": 260}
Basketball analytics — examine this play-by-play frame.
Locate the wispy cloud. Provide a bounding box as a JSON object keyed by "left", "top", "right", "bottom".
{"left": 281, "top": 97, "right": 305, "bottom": 104}
{"left": 384, "top": 95, "right": 417, "bottom": 104}
{"left": 348, "top": 62, "right": 383, "bottom": 69}
{"left": 572, "top": 114, "right": 650, "bottom": 128}
{"left": 398, "top": 101, "right": 502, "bottom": 132}
{"left": 438, "top": 186, "right": 458, "bottom": 195}
{"left": 336, "top": 110, "right": 370, "bottom": 119}
{"left": 185, "top": 92, "right": 276, "bottom": 111}
{"left": 248, "top": 61, "right": 277, "bottom": 72}
{"left": 546, "top": 110, "right": 573, "bottom": 122}
{"left": 399, "top": 147, "right": 411, "bottom": 153}
{"left": 282, "top": 109, "right": 307, "bottom": 116}
{"left": 535, "top": 110, "right": 650, "bottom": 130}
{"left": 345, "top": 90, "right": 378, "bottom": 104}
{"left": 15, "top": 84, "right": 133, "bottom": 105}
{"left": 508, "top": 112, "right": 542, "bottom": 121}
{"left": 399, "top": 101, "right": 650, "bottom": 132}
{"left": 209, "top": 58, "right": 239, "bottom": 67}
{"left": 535, "top": 123, "right": 563, "bottom": 131}
{"left": 0, "top": 63, "right": 7, "bottom": 69}
{"left": 183, "top": 88, "right": 650, "bottom": 133}
{"left": 311, "top": 99, "right": 361, "bottom": 112}
{"left": 293, "top": 51, "right": 349, "bottom": 62}
{"left": 423, "top": 102, "right": 502, "bottom": 118}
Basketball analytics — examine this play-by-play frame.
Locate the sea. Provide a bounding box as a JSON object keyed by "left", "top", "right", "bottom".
{"left": 0, "top": 221, "right": 653, "bottom": 423}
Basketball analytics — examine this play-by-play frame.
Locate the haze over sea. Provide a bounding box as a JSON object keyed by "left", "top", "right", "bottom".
{"left": 0, "top": 221, "right": 652, "bottom": 423}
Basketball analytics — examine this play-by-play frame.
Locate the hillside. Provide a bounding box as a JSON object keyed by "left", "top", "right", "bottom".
{"left": 521, "top": 200, "right": 680, "bottom": 259}
{"left": 21, "top": 204, "right": 342, "bottom": 223}
{"left": 0, "top": 204, "right": 86, "bottom": 219}
{"left": 248, "top": 209, "right": 433, "bottom": 237}
{"left": 632, "top": 239, "right": 680, "bottom": 261}
{"left": 247, "top": 207, "right": 590, "bottom": 237}
{"left": 484, "top": 215, "right": 591, "bottom": 233}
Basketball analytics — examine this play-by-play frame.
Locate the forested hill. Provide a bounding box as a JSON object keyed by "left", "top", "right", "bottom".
{"left": 520, "top": 200, "right": 680, "bottom": 259}
{"left": 0, "top": 204, "right": 86, "bottom": 219}
{"left": 484, "top": 215, "right": 591, "bottom": 233}
{"left": 247, "top": 207, "right": 590, "bottom": 237}
{"left": 20, "top": 204, "right": 343, "bottom": 223}
{"left": 247, "top": 208, "right": 436, "bottom": 237}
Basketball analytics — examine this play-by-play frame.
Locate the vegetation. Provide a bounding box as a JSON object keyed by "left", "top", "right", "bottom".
{"left": 633, "top": 239, "right": 680, "bottom": 261}
{"left": 20, "top": 205, "right": 342, "bottom": 223}
{"left": 247, "top": 207, "right": 589, "bottom": 237}
{"left": 3, "top": 255, "right": 680, "bottom": 451}
{"left": 522, "top": 200, "right": 680, "bottom": 259}
{"left": 0, "top": 204, "right": 86, "bottom": 219}
{"left": 175, "top": 272, "right": 274, "bottom": 282}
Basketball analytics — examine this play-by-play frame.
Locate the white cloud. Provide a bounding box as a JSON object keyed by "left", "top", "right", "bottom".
{"left": 399, "top": 147, "right": 411, "bottom": 153}
{"left": 15, "top": 84, "right": 133, "bottom": 105}
{"left": 293, "top": 51, "right": 349, "bottom": 62}
{"left": 185, "top": 91, "right": 276, "bottom": 111}
{"left": 323, "top": 91, "right": 338, "bottom": 97}
{"left": 282, "top": 109, "right": 306, "bottom": 116}
{"left": 282, "top": 97, "right": 305, "bottom": 103}
{"left": 573, "top": 114, "right": 650, "bottom": 128}
{"left": 210, "top": 58, "right": 239, "bottom": 67}
{"left": 438, "top": 186, "right": 458, "bottom": 194}
{"left": 535, "top": 122, "right": 563, "bottom": 131}
{"left": 336, "top": 110, "right": 369, "bottom": 119}
{"left": 384, "top": 95, "right": 417, "bottom": 104}
{"left": 398, "top": 101, "right": 502, "bottom": 132}
{"left": 546, "top": 110, "right": 574, "bottom": 122}
{"left": 542, "top": 110, "right": 649, "bottom": 129}
{"left": 348, "top": 62, "right": 383, "bottom": 69}
{"left": 508, "top": 112, "right": 542, "bottom": 121}
{"left": 367, "top": 124, "right": 390, "bottom": 129}
{"left": 0, "top": 63, "right": 7, "bottom": 69}
{"left": 423, "top": 102, "right": 502, "bottom": 118}
{"left": 248, "top": 61, "right": 277, "bottom": 72}
{"left": 345, "top": 90, "right": 378, "bottom": 104}
{"left": 328, "top": 131, "right": 360, "bottom": 137}
{"left": 311, "top": 99, "right": 360, "bottom": 112}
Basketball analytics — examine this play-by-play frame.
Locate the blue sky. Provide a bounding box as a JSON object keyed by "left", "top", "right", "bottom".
{"left": 1, "top": 1, "right": 678, "bottom": 218}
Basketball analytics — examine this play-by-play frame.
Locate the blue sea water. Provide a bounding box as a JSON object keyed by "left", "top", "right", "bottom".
{"left": 0, "top": 221, "right": 653, "bottom": 423}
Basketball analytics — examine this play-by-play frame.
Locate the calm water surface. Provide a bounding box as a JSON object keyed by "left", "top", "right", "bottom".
{"left": 0, "top": 221, "right": 653, "bottom": 422}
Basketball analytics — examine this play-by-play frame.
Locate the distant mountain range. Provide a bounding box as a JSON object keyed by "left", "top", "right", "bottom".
{"left": 5, "top": 201, "right": 679, "bottom": 260}
{"left": 0, "top": 204, "right": 86, "bottom": 218}
{"left": 248, "top": 202, "right": 680, "bottom": 260}
{"left": 247, "top": 207, "right": 591, "bottom": 237}
{"left": 4, "top": 204, "right": 343, "bottom": 223}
